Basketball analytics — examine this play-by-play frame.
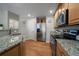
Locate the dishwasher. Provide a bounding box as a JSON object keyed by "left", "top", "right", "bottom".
{"left": 50, "top": 34, "right": 57, "bottom": 56}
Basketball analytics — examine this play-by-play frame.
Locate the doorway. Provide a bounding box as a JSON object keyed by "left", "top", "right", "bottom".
{"left": 36, "top": 16, "right": 46, "bottom": 42}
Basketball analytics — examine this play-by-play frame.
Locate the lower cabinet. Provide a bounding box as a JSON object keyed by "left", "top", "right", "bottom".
{"left": 0, "top": 43, "right": 22, "bottom": 56}
{"left": 56, "top": 41, "right": 69, "bottom": 56}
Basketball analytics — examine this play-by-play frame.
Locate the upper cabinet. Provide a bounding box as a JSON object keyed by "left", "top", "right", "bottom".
{"left": 54, "top": 4, "right": 61, "bottom": 27}
{"left": 69, "top": 3, "right": 79, "bottom": 25}
{"left": 54, "top": 3, "right": 79, "bottom": 27}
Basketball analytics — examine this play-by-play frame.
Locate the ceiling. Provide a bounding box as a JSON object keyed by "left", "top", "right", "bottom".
{"left": 0, "top": 3, "right": 57, "bottom": 18}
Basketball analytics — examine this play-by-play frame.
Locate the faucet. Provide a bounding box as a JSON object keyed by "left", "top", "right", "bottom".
{"left": 9, "top": 28, "right": 12, "bottom": 35}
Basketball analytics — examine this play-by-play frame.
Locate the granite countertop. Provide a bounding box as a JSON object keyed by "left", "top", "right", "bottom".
{"left": 0, "top": 35, "right": 22, "bottom": 54}
{"left": 56, "top": 39, "right": 79, "bottom": 56}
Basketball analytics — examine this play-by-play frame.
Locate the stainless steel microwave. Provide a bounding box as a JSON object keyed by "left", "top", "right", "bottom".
{"left": 56, "top": 9, "right": 68, "bottom": 27}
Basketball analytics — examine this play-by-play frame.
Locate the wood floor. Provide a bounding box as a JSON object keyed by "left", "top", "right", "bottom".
{"left": 22, "top": 40, "right": 52, "bottom": 56}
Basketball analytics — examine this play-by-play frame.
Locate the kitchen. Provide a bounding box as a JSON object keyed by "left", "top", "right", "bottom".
{"left": 51, "top": 3, "right": 79, "bottom": 56}
{"left": 0, "top": 3, "right": 79, "bottom": 56}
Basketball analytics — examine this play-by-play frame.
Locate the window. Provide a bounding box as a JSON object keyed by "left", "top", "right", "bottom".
{"left": 9, "top": 19, "right": 19, "bottom": 29}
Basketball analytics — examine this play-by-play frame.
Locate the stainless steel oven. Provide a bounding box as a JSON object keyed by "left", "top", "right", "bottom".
{"left": 50, "top": 34, "right": 57, "bottom": 56}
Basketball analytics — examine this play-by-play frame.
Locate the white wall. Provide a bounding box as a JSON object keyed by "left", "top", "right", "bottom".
{"left": 26, "top": 18, "right": 36, "bottom": 41}
{"left": 19, "top": 17, "right": 36, "bottom": 41}
{"left": 19, "top": 17, "right": 27, "bottom": 41}
{"left": 0, "top": 6, "right": 8, "bottom": 29}
{"left": 41, "top": 23, "right": 46, "bottom": 41}
{"left": 20, "top": 16, "right": 55, "bottom": 42}
{"left": 0, "top": 8, "right": 3, "bottom": 24}
{"left": 46, "top": 17, "right": 55, "bottom": 43}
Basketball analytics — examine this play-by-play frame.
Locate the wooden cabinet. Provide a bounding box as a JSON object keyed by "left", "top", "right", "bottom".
{"left": 37, "top": 17, "right": 46, "bottom": 23}
{"left": 19, "top": 42, "right": 23, "bottom": 56}
{"left": 0, "top": 43, "right": 21, "bottom": 56}
{"left": 54, "top": 10, "right": 59, "bottom": 27}
{"left": 69, "top": 3, "right": 79, "bottom": 25}
{"left": 54, "top": 3, "right": 79, "bottom": 26}
{"left": 56, "top": 41, "right": 68, "bottom": 56}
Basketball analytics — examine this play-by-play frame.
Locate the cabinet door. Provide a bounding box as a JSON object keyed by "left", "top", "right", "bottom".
{"left": 69, "top": 3, "right": 79, "bottom": 25}
{"left": 56, "top": 47, "right": 61, "bottom": 56}
{"left": 1, "top": 44, "right": 20, "bottom": 56}
{"left": 56, "top": 41, "right": 68, "bottom": 56}
{"left": 19, "top": 42, "right": 23, "bottom": 56}
{"left": 56, "top": 42, "right": 63, "bottom": 56}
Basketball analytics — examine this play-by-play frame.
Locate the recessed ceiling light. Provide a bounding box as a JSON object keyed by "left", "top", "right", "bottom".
{"left": 59, "top": 9, "right": 61, "bottom": 12}
{"left": 49, "top": 10, "right": 53, "bottom": 14}
{"left": 27, "top": 14, "right": 31, "bottom": 17}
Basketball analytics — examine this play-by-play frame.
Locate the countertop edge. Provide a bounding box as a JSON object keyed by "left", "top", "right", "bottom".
{"left": 0, "top": 41, "right": 22, "bottom": 55}
{"left": 56, "top": 39, "right": 79, "bottom": 56}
